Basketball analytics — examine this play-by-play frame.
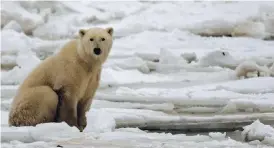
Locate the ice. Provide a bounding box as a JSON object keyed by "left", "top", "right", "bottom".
{"left": 0, "top": 29, "right": 68, "bottom": 83}
{"left": 1, "top": 30, "right": 33, "bottom": 55}
{"left": 3, "top": 20, "right": 22, "bottom": 32}
{"left": 1, "top": 122, "right": 85, "bottom": 143}
{"left": 208, "top": 132, "right": 226, "bottom": 140}
{"left": 92, "top": 100, "right": 175, "bottom": 112}
{"left": 2, "top": 1, "right": 274, "bottom": 147}
{"left": 1, "top": 55, "right": 17, "bottom": 69}
{"left": 103, "top": 56, "right": 150, "bottom": 73}
{"left": 271, "top": 63, "right": 274, "bottom": 72}
{"left": 1, "top": 99, "right": 12, "bottom": 111}
{"left": 1, "top": 51, "right": 41, "bottom": 85}
{"left": 98, "top": 130, "right": 210, "bottom": 141}
{"left": 235, "top": 60, "right": 274, "bottom": 78}
{"left": 1, "top": 29, "right": 66, "bottom": 59}
{"left": 113, "top": 1, "right": 274, "bottom": 38}
{"left": 105, "top": 77, "right": 274, "bottom": 101}
{"left": 95, "top": 77, "right": 274, "bottom": 117}
{"left": 1, "top": 111, "right": 9, "bottom": 125}
{"left": 100, "top": 68, "right": 171, "bottom": 87}
{"left": 90, "top": 108, "right": 274, "bottom": 131}
{"left": 242, "top": 120, "right": 274, "bottom": 146}
{"left": 83, "top": 1, "right": 146, "bottom": 17}
{"left": 159, "top": 48, "right": 187, "bottom": 65}
{"left": 189, "top": 19, "right": 236, "bottom": 37}
{"left": 113, "top": 29, "right": 274, "bottom": 61}
{"left": 1, "top": 1, "right": 44, "bottom": 34}
{"left": 199, "top": 50, "right": 240, "bottom": 69}
{"left": 84, "top": 109, "right": 116, "bottom": 133}
{"left": 1, "top": 141, "right": 57, "bottom": 148}
{"left": 258, "top": 4, "right": 274, "bottom": 37}
{"left": 181, "top": 52, "right": 198, "bottom": 63}
{"left": 32, "top": 15, "right": 79, "bottom": 40}
{"left": 31, "top": 1, "right": 127, "bottom": 40}
{"left": 232, "top": 21, "right": 266, "bottom": 39}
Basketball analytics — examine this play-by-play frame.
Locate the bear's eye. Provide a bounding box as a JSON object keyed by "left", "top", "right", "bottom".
{"left": 90, "top": 38, "right": 94, "bottom": 41}
{"left": 222, "top": 52, "right": 225, "bottom": 56}
{"left": 101, "top": 38, "right": 105, "bottom": 41}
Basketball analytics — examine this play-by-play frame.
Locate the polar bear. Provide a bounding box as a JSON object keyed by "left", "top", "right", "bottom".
{"left": 8, "top": 27, "right": 114, "bottom": 132}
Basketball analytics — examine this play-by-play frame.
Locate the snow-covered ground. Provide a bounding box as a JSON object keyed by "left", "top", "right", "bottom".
{"left": 1, "top": 1, "right": 274, "bottom": 147}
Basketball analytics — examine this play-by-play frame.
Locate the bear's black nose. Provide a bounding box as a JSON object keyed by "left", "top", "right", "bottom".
{"left": 93, "top": 48, "right": 101, "bottom": 55}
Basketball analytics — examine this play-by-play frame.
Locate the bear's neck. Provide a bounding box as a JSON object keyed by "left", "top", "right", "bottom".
{"left": 76, "top": 40, "right": 100, "bottom": 73}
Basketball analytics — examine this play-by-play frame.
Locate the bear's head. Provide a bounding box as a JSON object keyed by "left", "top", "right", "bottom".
{"left": 77, "top": 27, "right": 113, "bottom": 67}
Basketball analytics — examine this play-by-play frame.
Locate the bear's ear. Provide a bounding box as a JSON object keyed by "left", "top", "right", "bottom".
{"left": 105, "top": 27, "right": 113, "bottom": 36}
{"left": 79, "top": 29, "right": 87, "bottom": 37}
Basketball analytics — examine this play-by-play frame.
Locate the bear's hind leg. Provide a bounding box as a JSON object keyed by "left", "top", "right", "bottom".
{"left": 9, "top": 86, "right": 59, "bottom": 127}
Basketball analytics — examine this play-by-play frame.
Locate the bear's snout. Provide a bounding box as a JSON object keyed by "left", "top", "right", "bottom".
{"left": 93, "top": 48, "right": 101, "bottom": 55}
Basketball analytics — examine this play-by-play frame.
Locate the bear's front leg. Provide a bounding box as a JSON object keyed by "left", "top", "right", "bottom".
{"left": 77, "top": 113, "right": 87, "bottom": 132}
{"left": 57, "top": 90, "right": 79, "bottom": 129}
{"left": 77, "top": 99, "right": 93, "bottom": 132}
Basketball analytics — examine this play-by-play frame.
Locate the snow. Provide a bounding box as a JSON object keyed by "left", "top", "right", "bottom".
{"left": 209, "top": 132, "right": 226, "bottom": 140}
{"left": 232, "top": 21, "right": 266, "bottom": 39}
{"left": 3, "top": 20, "right": 22, "bottom": 32}
{"left": 242, "top": 120, "right": 274, "bottom": 146}
{"left": 55, "top": 129, "right": 273, "bottom": 148}
{"left": 1, "top": 2, "right": 44, "bottom": 34}
{"left": 235, "top": 60, "right": 274, "bottom": 78}
{"left": 1, "top": 122, "right": 85, "bottom": 143}
{"left": 84, "top": 109, "right": 116, "bottom": 133}
{"left": 1, "top": 1, "right": 274, "bottom": 147}
{"left": 1, "top": 51, "right": 41, "bottom": 85}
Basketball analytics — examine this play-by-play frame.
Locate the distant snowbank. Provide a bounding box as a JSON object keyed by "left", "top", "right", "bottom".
{"left": 113, "top": 1, "right": 274, "bottom": 39}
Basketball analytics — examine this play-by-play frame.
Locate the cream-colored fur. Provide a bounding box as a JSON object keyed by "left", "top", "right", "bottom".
{"left": 8, "top": 27, "right": 114, "bottom": 132}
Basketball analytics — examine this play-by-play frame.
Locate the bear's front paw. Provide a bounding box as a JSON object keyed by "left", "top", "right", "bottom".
{"left": 64, "top": 115, "right": 78, "bottom": 128}
{"left": 78, "top": 116, "right": 87, "bottom": 132}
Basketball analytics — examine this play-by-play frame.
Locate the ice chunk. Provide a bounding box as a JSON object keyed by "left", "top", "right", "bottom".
{"left": 242, "top": 120, "right": 274, "bottom": 146}
{"left": 258, "top": 4, "right": 274, "bottom": 37}
{"left": 156, "top": 48, "right": 188, "bottom": 72}
{"left": 30, "top": 122, "right": 84, "bottom": 142}
{"left": 1, "top": 30, "right": 32, "bottom": 55}
{"left": 209, "top": 132, "right": 226, "bottom": 140}
{"left": 1, "top": 55, "right": 17, "bottom": 70}
{"left": 104, "top": 57, "right": 150, "bottom": 73}
{"left": 189, "top": 20, "right": 235, "bottom": 37}
{"left": 235, "top": 60, "right": 273, "bottom": 78}
{"left": 100, "top": 68, "right": 171, "bottom": 87}
{"left": 92, "top": 100, "right": 174, "bottom": 112}
{"left": 181, "top": 52, "right": 198, "bottom": 63}
{"left": 85, "top": 109, "right": 116, "bottom": 133}
{"left": 159, "top": 49, "right": 187, "bottom": 65}
{"left": 3, "top": 21, "right": 22, "bottom": 32}
{"left": 1, "top": 122, "right": 84, "bottom": 143}
{"left": 1, "top": 51, "right": 41, "bottom": 85}
{"left": 199, "top": 50, "right": 239, "bottom": 69}
{"left": 1, "top": 141, "right": 56, "bottom": 148}
{"left": 32, "top": 17, "right": 78, "bottom": 40}
{"left": 232, "top": 21, "right": 266, "bottom": 39}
